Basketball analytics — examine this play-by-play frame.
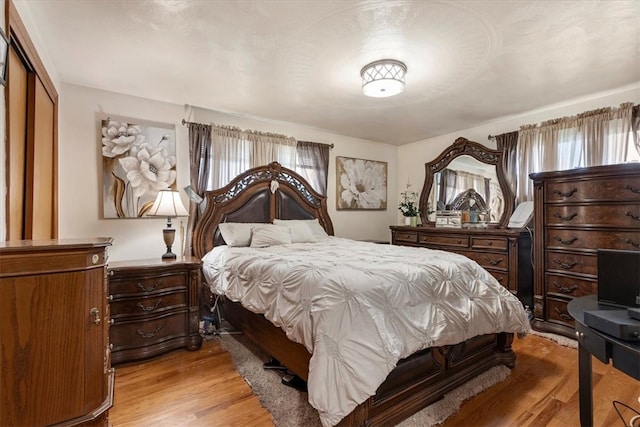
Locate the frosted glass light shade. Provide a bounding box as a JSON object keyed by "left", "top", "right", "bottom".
{"left": 361, "top": 59, "right": 407, "bottom": 98}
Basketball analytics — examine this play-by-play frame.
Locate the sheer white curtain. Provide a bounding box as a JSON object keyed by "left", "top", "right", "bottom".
{"left": 207, "top": 126, "right": 297, "bottom": 190}
{"left": 516, "top": 102, "right": 638, "bottom": 202}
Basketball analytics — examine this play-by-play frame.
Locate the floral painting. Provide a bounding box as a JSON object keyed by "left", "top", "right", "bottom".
{"left": 101, "top": 119, "right": 177, "bottom": 218}
{"left": 336, "top": 156, "right": 387, "bottom": 210}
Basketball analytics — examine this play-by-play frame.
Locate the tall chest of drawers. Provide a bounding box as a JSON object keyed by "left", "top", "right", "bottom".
{"left": 108, "top": 257, "right": 203, "bottom": 364}
{"left": 530, "top": 163, "right": 640, "bottom": 337}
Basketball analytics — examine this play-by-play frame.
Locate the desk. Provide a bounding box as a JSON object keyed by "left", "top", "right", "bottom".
{"left": 567, "top": 295, "right": 640, "bottom": 427}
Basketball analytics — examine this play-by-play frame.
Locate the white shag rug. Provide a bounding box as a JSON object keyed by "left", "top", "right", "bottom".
{"left": 529, "top": 330, "right": 578, "bottom": 349}
{"left": 218, "top": 333, "right": 511, "bottom": 427}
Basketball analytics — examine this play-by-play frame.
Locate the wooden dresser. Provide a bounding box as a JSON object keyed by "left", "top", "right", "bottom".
{"left": 390, "top": 226, "right": 533, "bottom": 308}
{"left": 530, "top": 163, "right": 640, "bottom": 337}
{"left": 107, "top": 257, "right": 203, "bottom": 364}
{"left": 0, "top": 239, "right": 113, "bottom": 426}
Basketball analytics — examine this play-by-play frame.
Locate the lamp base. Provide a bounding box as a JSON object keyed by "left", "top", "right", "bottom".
{"left": 162, "top": 227, "right": 177, "bottom": 261}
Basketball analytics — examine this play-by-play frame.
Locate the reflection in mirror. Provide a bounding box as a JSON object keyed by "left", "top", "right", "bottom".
{"left": 426, "top": 155, "right": 504, "bottom": 223}
{"left": 419, "top": 137, "right": 514, "bottom": 228}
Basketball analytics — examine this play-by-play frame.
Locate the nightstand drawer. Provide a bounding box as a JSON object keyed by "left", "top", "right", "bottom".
{"left": 110, "top": 311, "right": 188, "bottom": 351}
{"left": 110, "top": 290, "right": 187, "bottom": 318}
{"left": 109, "top": 272, "right": 187, "bottom": 296}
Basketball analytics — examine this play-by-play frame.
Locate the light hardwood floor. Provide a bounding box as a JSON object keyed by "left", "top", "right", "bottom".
{"left": 109, "top": 334, "right": 640, "bottom": 426}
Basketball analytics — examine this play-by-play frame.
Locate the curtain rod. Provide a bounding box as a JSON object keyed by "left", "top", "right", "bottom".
{"left": 182, "top": 119, "right": 334, "bottom": 149}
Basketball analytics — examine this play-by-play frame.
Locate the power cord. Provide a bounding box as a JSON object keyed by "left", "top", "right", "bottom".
{"left": 613, "top": 399, "right": 640, "bottom": 426}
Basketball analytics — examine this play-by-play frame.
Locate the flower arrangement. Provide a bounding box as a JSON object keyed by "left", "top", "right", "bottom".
{"left": 398, "top": 188, "right": 420, "bottom": 217}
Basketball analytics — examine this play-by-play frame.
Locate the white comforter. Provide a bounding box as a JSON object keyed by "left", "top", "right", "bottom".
{"left": 202, "top": 237, "right": 530, "bottom": 426}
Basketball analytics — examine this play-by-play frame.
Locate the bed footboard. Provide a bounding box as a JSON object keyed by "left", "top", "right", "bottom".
{"left": 221, "top": 298, "right": 515, "bottom": 427}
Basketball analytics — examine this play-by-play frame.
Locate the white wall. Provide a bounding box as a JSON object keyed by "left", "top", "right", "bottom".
{"left": 397, "top": 84, "right": 640, "bottom": 208}
{"left": 59, "top": 83, "right": 397, "bottom": 261}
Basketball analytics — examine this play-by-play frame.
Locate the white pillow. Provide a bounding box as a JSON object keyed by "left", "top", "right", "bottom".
{"left": 274, "top": 218, "right": 329, "bottom": 241}
{"left": 250, "top": 224, "right": 292, "bottom": 248}
{"left": 218, "top": 222, "right": 264, "bottom": 247}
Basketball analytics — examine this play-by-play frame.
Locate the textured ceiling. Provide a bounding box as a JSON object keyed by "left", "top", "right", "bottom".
{"left": 17, "top": 0, "right": 640, "bottom": 145}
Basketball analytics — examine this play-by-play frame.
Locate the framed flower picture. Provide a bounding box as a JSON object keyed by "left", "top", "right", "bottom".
{"left": 336, "top": 156, "right": 387, "bottom": 210}
{"left": 101, "top": 118, "right": 177, "bottom": 218}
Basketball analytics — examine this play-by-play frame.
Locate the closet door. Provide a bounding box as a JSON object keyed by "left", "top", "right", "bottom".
{"left": 6, "top": 46, "right": 27, "bottom": 240}
{"left": 6, "top": 0, "right": 58, "bottom": 241}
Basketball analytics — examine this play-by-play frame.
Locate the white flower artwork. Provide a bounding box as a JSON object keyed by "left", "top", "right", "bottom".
{"left": 336, "top": 156, "right": 387, "bottom": 210}
{"left": 101, "top": 119, "right": 177, "bottom": 218}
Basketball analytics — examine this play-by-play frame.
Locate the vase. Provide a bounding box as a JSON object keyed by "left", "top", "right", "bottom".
{"left": 404, "top": 216, "right": 411, "bottom": 226}
{"left": 410, "top": 216, "right": 418, "bottom": 227}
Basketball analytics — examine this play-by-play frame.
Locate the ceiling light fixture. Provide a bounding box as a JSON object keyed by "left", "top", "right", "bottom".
{"left": 360, "top": 59, "right": 407, "bottom": 98}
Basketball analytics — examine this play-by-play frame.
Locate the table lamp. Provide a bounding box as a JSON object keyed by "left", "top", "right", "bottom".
{"left": 147, "top": 189, "right": 189, "bottom": 259}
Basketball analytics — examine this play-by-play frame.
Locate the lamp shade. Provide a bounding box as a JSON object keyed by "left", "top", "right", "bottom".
{"left": 147, "top": 190, "right": 189, "bottom": 218}
{"left": 361, "top": 59, "right": 407, "bottom": 98}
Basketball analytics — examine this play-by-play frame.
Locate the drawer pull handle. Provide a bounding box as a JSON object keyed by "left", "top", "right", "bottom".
{"left": 89, "top": 307, "right": 101, "bottom": 325}
{"left": 625, "top": 184, "right": 640, "bottom": 194}
{"left": 482, "top": 256, "right": 502, "bottom": 266}
{"left": 136, "top": 325, "right": 162, "bottom": 339}
{"left": 136, "top": 282, "right": 160, "bottom": 293}
{"left": 137, "top": 299, "right": 162, "bottom": 312}
{"left": 553, "top": 282, "right": 578, "bottom": 294}
{"left": 457, "top": 240, "right": 462, "bottom": 244}
{"left": 553, "top": 212, "right": 578, "bottom": 221}
{"left": 487, "top": 241, "right": 493, "bottom": 246}
{"left": 625, "top": 238, "right": 640, "bottom": 249}
{"left": 553, "top": 236, "right": 578, "bottom": 245}
{"left": 625, "top": 211, "right": 640, "bottom": 221}
{"left": 552, "top": 259, "right": 577, "bottom": 270}
{"left": 552, "top": 188, "right": 577, "bottom": 198}
{"left": 554, "top": 307, "right": 573, "bottom": 321}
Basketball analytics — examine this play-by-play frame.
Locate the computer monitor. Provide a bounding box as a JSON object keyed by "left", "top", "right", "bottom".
{"left": 597, "top": 249, "right": 640, "bottom": 308}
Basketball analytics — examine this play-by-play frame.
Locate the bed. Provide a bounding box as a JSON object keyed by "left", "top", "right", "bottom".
{"left": 192, "top": 162, "right": 529, "bottom": 427}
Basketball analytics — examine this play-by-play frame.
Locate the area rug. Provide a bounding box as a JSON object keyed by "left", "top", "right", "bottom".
{"left": 218, "top": 333, "right": 511, "bottom": 427}
{"left": 529, "top": 330, "right": 578, "bottom": 349}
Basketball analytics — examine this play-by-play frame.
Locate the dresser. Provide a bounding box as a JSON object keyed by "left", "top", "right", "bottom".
{"left": 390, "top": 226, "right": 533, "bottom": 308}
{"left": 530, "top": 163, "right": 640, "bottom": 337}
{"left": 107, "top": 257, "right": 203, "bottom": 364}
{"left": 0, "top": 239, "right": 113, "bottom": 426}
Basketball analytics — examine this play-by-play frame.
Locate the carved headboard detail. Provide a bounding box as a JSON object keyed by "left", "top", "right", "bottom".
{"left": 191, "top": 162, "right": 334, "bottom": 258}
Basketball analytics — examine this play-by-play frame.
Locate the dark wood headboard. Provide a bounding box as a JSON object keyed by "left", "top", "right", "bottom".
{"left": 191, "top": 162, "right": 334, "bottom": 258}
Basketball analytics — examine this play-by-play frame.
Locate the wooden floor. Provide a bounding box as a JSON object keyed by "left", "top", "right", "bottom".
{"left": 109, "top": 334, "right": 640, "bottom": 426}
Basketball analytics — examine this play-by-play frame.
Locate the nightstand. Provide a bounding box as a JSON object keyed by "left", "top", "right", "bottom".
{"left": 107, "top": 256, "right": 203, "bottom": 364}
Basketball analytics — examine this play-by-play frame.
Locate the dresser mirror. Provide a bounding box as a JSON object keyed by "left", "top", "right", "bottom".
{"left": 419, "top": 137, "right": 515, "bottom": 228}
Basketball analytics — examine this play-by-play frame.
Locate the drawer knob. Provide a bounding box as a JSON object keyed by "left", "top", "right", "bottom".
{"left": 136, "top": 282, "right": 160, "bottom": 293}
{"left": 552, "top": 259, "right": 578, "bottom": 270}
{"left": 553, "top": 212, "right": 578, "bottom": 221}
{"left": 553, "top": 236, "right": 578, "bottom": 245}
{"left": 625, "top": 184, "right": 640, "bottom": 194}
{"left": 89, "top": 307, "right": 101, "bottom": 325}
{"left": 110, "top": 318, "right": 115, "bottom": 325}
{"left": 625, "top": 211, "right": 640, "bottom": 222}
{"left": 553, "top": 282, "right": 578, "bottom": 294}
{"left": 457, "top": 240, "right": 462, "bottom": 244}
{"left": 575, "top": 331, "right": 584, "bottom": 339}
{"left": 552, "top": 188, "right": 577, "bottom": 198}
{"left": 554, "top": 307, "right": 573, "bottom": 321}
{"left": 109, "top": 270, "right": 114, "bottom": 277}
{"left": 625, "top": 239, "right": 640, "bottom": 249}
{"left": 487, "top": 241, "right": 493, "bottom": 246}
{"left": 137, "top": 299, "right": 162, "bottom": 312}
{"left": 137, "top": 325, "right": 163, "bottom": 339}
{"left": 482, "top": 256, "right": 502, "bottom": 266}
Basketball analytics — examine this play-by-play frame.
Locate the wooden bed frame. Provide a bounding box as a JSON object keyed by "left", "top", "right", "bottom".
{"left": 192, "top": 162, "right": 516, "bottom": 426}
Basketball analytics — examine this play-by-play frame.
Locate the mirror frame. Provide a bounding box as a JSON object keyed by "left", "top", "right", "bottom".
{"left": 419, "top": 137, "right": 515, "bottom": 228}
